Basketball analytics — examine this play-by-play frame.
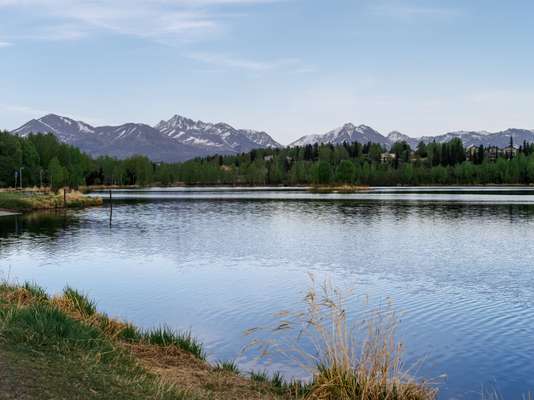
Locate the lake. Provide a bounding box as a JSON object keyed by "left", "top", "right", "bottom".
{"left": 1, "top": 186, "right": 534, "bottom": 399}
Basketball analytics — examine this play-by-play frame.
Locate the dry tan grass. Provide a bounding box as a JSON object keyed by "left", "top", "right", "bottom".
{"left": 309, "top": 185, "right": 370, "bottom": 193}
{"left": 0, "top": 187, "right": 51, "bottom": 193}
{"left": 245, "top": 277, "right": 438, "bottom": 400}
{"left": 0, "top": 189, "right": 102, "bottom": 211}
{"left": 0, "top": 287, "right": 38, "bottom": 307}
{"left": 126, "top": 343, "right": 281, "bottom": 400}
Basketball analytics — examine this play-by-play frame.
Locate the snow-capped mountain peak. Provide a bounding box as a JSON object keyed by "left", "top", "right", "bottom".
{"left": 387, "top": 131, "right": 409, "bottom": 142}
{"left": 12, "top": 113, "right": 281, "bottom": 162}
{"left": 155, "top": 114, "right": 281, "bottom": 152}
{"left": 290, "top": 122, "right": 390, "bottom": 147}
{"left": 12, "top": 114, "right": 95, "bottom": 141}
{"left": 14, "top": 113, "right": 534, "bottom": 162}
{"left": 289, "top": 123, "right": 534, "bottom": 149}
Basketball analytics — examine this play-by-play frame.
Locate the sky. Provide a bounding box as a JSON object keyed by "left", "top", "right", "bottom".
{"left": 1, "top": 0, "right": 534, "bottom": 144}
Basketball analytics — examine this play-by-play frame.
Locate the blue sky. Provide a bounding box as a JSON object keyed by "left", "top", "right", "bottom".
{"left": 1, "top": 0, "right": 534, "bottom": 144}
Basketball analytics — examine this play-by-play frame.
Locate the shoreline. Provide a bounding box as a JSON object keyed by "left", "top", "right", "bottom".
{"left": 0, "top": 281, "right": 436, "bottom": 400}
{"left": 84, "top": 183, "right": 534, "bottom": 190}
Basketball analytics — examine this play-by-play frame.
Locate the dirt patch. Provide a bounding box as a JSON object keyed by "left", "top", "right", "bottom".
{"left": 126, "top": 343, "right": 281, "bottom": 400}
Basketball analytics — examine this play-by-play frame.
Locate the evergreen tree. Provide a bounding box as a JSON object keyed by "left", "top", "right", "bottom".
{"left": 335, "top": 160, "right": 356, "bottom": 183}
{"left": 48, "top": 157, "right": 65, "bottom": 191}
{"left": 314, "top": 161, "right": 332, "bottom": 184}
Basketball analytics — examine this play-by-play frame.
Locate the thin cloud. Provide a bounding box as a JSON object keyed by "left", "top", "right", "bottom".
{"left": 187, "top": 52, "right": 307, "bottom": 72}
{"left": 0, "top": 0, "right": 285, "bottom": 43}
{"left": 22, "top": 24, "right": 89, "bottom": 41}
{"left": 0, "top": 41, "right": 12, "bottom": 47}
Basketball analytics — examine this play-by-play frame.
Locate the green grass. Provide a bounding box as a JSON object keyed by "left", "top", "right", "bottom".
{"left": 250, "top": 370, "right": 270, "bottom": 383}
{"left": 249, "top": 370, "right": 287, "bottom": 389}
{"left": 1, "top": 304, "right": 103, "bottom": 349}
{"left": 0, "top": 298, "right": 187, "bottom": 400}
{"left": 0, "top": 282, "right": 209, "bottom": 399}
{"left": 0, "top": 192, "right": 34, "bottom": 211}
{"left": 249, "top": 370, "right": 310, "bottom": 397}
{"left": 116, "top": 322, "right": 142, "bottom": 342}
{"left": 22, "top": 281, "right": 49, "bottom": 301}
{"left": 62, "top": 286, "right": 97, "bottom": 317}
{"left": 142, "top": 326, "right": 206, "bottom": 360}
{"left": 214, "top": 360, "right": 240, "bottom": 374}
{"left": 56, "top": 287, "right": 206, "bottom": 361}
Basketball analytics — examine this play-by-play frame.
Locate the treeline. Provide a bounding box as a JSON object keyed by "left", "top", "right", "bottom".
{"left": 174, "top": 139, "right": 534, "bottom": 186}
{"left": 3, "top": 130, "right": 534, "bottom": 188}
{"left": 0, "top": 132, "right": 156, "bottom": 189}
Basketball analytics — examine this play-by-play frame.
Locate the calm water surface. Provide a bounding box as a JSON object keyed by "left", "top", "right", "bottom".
{"left": 1, "top": 187, "right": 534, "bottom": 399}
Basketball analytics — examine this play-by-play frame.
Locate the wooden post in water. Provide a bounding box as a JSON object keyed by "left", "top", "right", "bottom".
{"left": 109, "top": 190, "right": 113, "bottom": 226}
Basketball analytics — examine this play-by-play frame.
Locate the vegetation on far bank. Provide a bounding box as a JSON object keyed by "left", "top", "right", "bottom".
{"left": 4, "top": 129, "right": 534, "bottom": 189}
{"left": 309, "top": 184, "right": 370, "bottom": 193}
{"left": 0, "top": 190, "right": 102, "bottom": 212}
{"left": 0, "top": 281, "right": 437, "bottom": 400}
{"left": 173, "top": 139, "right": 534, "bottom": 186}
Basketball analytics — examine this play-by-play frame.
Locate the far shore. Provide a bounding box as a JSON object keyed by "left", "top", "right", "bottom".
{"left": 80, "top": 183, "right": 534, "bottom": 191}
{"left": 1, "top": 183, "right": 533, "bottom": 216}
{"left": 0, "top": 189, "right": 103, "bottom": 214}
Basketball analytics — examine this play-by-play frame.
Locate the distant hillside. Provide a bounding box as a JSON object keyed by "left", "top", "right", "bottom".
{"left": 12, "top": 114, "right": 534, "bottom": 162}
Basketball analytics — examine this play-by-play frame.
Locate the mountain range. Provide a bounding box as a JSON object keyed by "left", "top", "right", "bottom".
{"left": 290, "top": 123, "right": 534, "bottom": 150}
{"left": 12, "top": 114, "right": 281, "bottom": 162}
{"left": 11, "top": 115, "right": 534, "bottom": 162}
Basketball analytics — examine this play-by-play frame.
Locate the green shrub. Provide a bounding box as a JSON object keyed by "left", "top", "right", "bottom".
{"left": 1, "top": 304, "right": 104, "bottom": 350}
{"left": 142, "top": 326, "right": 205, "bottom": 360}
{"left": 22, "top": 282, "right": 49, "bottom": 301}
{"left": 63, "top": 286, "right": 97, "bottom": 316}
{"left": 214, "top": 360, "right": 240, "bottom": 374}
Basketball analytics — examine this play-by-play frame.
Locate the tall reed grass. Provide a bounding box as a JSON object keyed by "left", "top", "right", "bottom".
{"left": 245, "top": 277, "right": 438, "bottom": 400}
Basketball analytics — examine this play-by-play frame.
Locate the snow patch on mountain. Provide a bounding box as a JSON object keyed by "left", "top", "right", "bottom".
{"left": 290, "top": 124, "right": 534, "bottom": 149}
{"left": 12, "top": 113, "right": 281, "bottom": 162}
{"left": 290, "top": 123, "right": 389, "bottom": 147}
{"left": 155, "top": 114, "right": 281, "bottom": 153}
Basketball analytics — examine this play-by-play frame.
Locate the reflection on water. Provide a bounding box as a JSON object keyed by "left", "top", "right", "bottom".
{"left": 1, "top": 188, "right": 534, "bottom": 399}
{"left": 0, "top": 212, "right": 80, "bottom": 238}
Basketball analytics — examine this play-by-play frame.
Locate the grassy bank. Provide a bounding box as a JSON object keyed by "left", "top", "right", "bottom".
{"left": 309, "top": 184, "right": 370, "bottom": 193}
{"left": 0, "top": 190, "right": 102, "bottom": 212}
{"left": 0, "top": 282, "right": 437, "bottom": 400}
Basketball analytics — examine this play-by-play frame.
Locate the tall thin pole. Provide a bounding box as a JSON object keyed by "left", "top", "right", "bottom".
{"left": 109, "top": 190, "right": 113, "bottom": 227}
{"left": 19, "top": 167, "right": 23, "bottom": 190}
